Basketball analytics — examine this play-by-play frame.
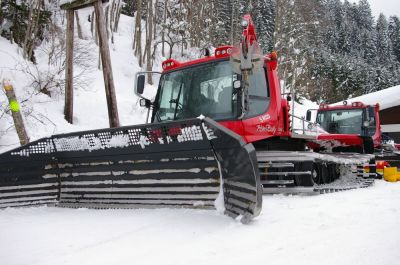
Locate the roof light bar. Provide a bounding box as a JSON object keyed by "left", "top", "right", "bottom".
{"left": 351, "top": 102, "right": 364, "bottom": 108}
{"left": 319, "top": 104, "right": 329, "bottom": 109}
{"left": 162, "top": 59, "right": 181, "bottom": 71}
{"left": 215, "top": 46, "right": 233, "bottom": 58}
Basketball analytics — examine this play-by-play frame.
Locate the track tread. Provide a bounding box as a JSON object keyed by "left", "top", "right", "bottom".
{"left": 257, "top": 150, "right": 375, "bottom": 195}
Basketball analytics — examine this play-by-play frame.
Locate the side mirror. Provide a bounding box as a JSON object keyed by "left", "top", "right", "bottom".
{"left": 136, "top": 74, "right": 146, "bottom": 95}
{"left": 233, "top": 80, "right": 242, "bottom": 89}
{"left": 306, "top": 110, "right": 312, "bottom": 121}
{"left": 140, "top": 98, "right": 151, "bottom": 108}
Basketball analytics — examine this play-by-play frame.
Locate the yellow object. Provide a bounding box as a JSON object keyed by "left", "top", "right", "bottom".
{"left": 383, "top": 167, "right": 400, "bottom": 182}
{"left": 9, "top": 100, "right": 20, "bottom": 112}
{"left": 4, "top": 84, "right": 13, "bottom": 91}
{"left": 3, "top": 79, "right": 13, "bottom": 91}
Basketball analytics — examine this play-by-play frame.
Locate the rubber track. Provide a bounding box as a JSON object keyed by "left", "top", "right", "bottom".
{"left": 314, "top": 177, "right": 374, "bottom": 194}
{"left": 257, "top": 150, "right": 375, "bottom": 195}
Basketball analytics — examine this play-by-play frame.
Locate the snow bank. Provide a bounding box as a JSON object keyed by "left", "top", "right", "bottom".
{"left": 339, "top": 85, "right": 400, "bottom": 110}
{"left": 0, "top": 181, "right": 399, "bottom": 265}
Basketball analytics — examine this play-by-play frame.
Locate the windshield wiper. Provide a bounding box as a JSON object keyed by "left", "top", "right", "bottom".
{"left": 173, "top": 82, "right": 184, "bottom": 120}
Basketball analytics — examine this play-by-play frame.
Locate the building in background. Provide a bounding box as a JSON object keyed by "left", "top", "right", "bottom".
{"left": 346, "top": 86, "right": 400, "bottom": 142}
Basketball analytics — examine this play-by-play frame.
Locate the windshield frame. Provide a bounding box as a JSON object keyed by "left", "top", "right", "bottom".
{"left": 151, "top": 58, "right": 270, "bottom": 123}
{"left": 316, "top": 108, "right": 368, "bottom": 135}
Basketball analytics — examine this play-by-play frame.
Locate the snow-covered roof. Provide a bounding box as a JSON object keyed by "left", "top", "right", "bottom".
{"left": 344, "top": 85, "right": 400, "bottom": 110}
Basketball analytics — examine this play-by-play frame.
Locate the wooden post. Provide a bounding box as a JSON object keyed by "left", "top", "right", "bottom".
{"left": 60, "top": 0, "right": 118, "bottom": 127}
{"left": 94, "top": 0, "right": 120, "bottom": 127}
{"left": 64, "top": 9, "right": 75, "bottom": 124}
{"left": 2, "top": 80, "right": 30, "bottom": 146}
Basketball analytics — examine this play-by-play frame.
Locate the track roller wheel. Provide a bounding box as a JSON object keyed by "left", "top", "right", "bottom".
{"left": 327, "top": 163, "right": 340, "bottom": 182}
{"left": 321, "top": 163, "right": 330, "bottom": 184}
{"left": 314, "top": 162, "right": 329, "bottom": 184}
{"left": 312, "top": 164, "right": 322, "bottom": 185}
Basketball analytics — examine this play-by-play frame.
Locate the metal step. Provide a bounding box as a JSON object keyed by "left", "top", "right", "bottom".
{"left": 262, "top": 180, "right": 295, "bottom": 185}
{"left": 263, "top": 186, "right": 315, "bottom": 195}
{"left": 260, "top": 171, "right": 312, "bottom": 176}
{"left": 258, "top": 162, "right": 294, "bottom": 169}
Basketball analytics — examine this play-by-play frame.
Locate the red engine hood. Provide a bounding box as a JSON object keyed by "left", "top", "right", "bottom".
{"left": 308, "top": 134, "right": 364, "bottom": 150}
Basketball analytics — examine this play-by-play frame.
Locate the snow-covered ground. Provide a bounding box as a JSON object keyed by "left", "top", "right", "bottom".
{"left": 1, "top": 180, "right": 399, "bottom": 265}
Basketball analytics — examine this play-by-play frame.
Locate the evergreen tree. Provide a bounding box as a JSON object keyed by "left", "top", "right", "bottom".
{"left": 375, "top": 14, "right": 394, "bottom": 65}
{"left": 322, "top": 0, "right": 343, "bottom": 53}
{"left": 354, "top": 0, "right": 375, "bottom": 60}
{"left": 0, "top": 0, "right": 51, "bottom": 62}
{"left": 389, "top": 16, "right": 400, "bottom": 62}
{"left": 252, "top": 0, "right": 275, "bottom": 53}
{"left": 214, "top": 0, "right": 233, "bottom": 45}
{"left": 121, "top": 0, "right": 137, "bottom": 16}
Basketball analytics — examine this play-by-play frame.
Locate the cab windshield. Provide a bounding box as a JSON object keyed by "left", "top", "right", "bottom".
{"left": 317, "top": 109, "right": 365, "bottom": 135}
{"left": 152, "top": 60, "right": 269, "bottom": 122}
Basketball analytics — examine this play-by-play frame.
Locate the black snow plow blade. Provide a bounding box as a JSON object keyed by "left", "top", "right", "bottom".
{"left": 0, "top": 118, "right": 261, "bottom": 222}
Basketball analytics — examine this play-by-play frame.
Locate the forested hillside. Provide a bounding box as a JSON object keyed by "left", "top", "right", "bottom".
{"left": 114, "top": 0, "right": 400, "bottom": 102}
{"left": 124, "top": 0, "right": 400, "bottom": 103}
{"left": 1, "top": 0, "right": 400, "bottom": 103}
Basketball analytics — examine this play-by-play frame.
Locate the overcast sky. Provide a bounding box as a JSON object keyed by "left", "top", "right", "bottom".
{"left": 353, "top": 0, "right": 400, "bottom": 19}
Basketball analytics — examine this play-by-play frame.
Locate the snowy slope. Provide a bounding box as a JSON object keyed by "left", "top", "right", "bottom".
{"left": 0, "top": 14, "right": 149, "bottom": 153}
{"left": 0, "top": 180, "right": 399, "bottom": 265}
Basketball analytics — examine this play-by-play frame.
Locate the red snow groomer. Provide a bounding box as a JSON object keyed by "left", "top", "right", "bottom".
{"left": 135, "top": 15, "right": 375, "bottom": 192}
{"left": 0, "top": 15, "right": 375, "bottom": 222}
{"left": 306, "top": 101, "right": 400, "bottom": 172}
{"left": 306, "top": 101, "right": 381, "bottom": 154}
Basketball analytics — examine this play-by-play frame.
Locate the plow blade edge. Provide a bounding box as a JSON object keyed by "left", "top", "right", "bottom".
{"left": 0, "top": 118, "right": 262, "bottom": 222}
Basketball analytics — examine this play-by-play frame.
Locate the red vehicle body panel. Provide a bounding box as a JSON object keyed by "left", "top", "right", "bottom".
{"left": 220, "top": 59, "right": 290, "bottom": 143}
{"left": 308, "top": 134, "right": 364, "bottom": 150}
{"left": 161, "top": 51, "right": 291, "bottom": 145}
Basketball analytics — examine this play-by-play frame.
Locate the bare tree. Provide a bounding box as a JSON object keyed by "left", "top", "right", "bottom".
{"left": 23, "top": 0, "right": 43, "bottom": 61}
{"left": 145, "top": 0, "right": 154, "bottom": 84}
{"left": 162, "top": 0, "right": 167, "bottom": 56}
{"left": 133, "top": 0, "right": 143, "bottom": 67}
